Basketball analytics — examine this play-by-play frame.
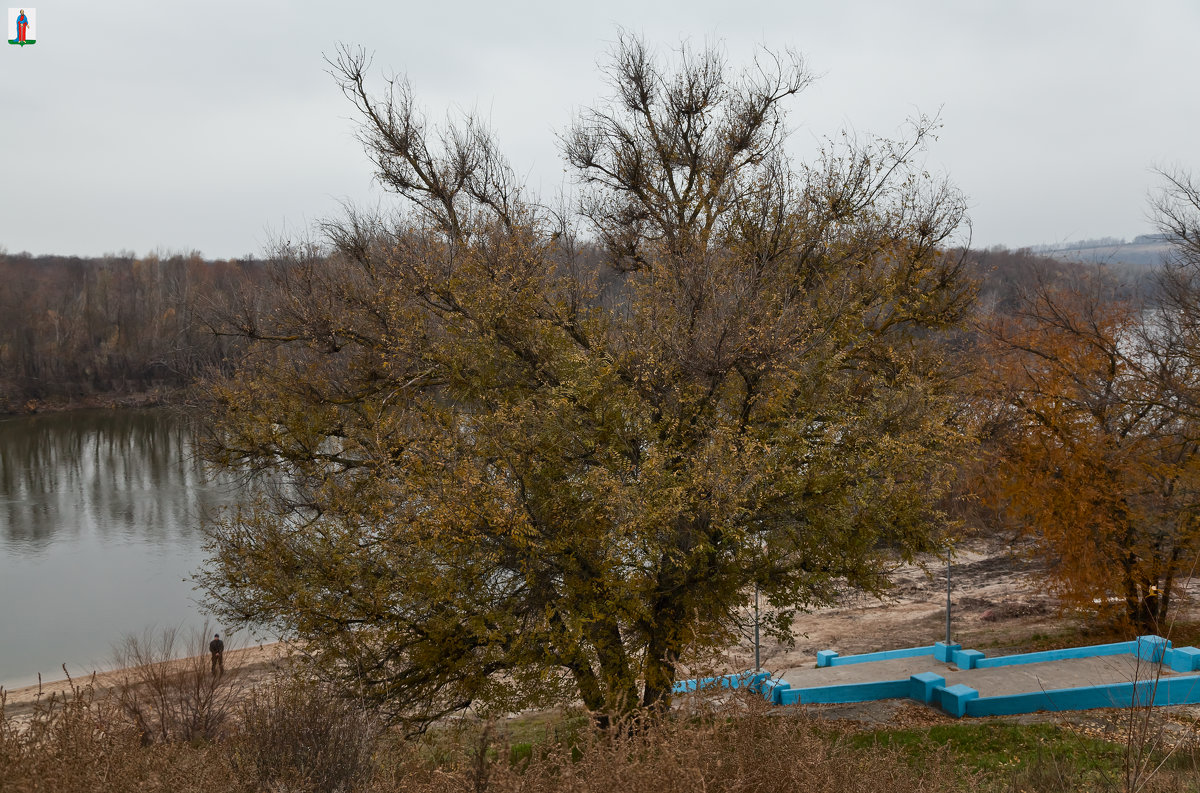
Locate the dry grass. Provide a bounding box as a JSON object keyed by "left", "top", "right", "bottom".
{"left": 0, "top": 681, "right": 971, "bottom": 793}
{"left": 0, "top": 674, "right": 242, "bottom": 793}
{"left": 8, "top": 676, "right": 1198, "bottom": 793}
{"left": 378, "top": 698, "right": 970, "bottom": 793}
{"left": 232, "top": 673, "right": 379, "bottom": 791}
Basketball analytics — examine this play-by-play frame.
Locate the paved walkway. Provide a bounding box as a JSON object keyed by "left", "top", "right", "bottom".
{"left": 779, "top": 654, "right": 1184, "bottom": 698}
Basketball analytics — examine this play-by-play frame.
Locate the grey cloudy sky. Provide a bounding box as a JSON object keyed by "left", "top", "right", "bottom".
{"left": 2, "top": 0, "right": 1197, "bottom": 259}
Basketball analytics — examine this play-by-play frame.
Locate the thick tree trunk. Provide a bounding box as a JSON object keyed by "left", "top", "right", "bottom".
{"left": 1122, "top": 547, "right": 1142, "bottom": 632}
{"left": 641, "top": 562, "right": 687, "bottom": 710}
{"left": 549, "top": 610, "right": 608, "bottom": 716}
{"left": 1125, "top": 581, "right": 1161, "bottom": 636}
{"left": 586, "top": 614, "right": 640, "bottom": 718}
{"left": 565, "top": 655, "right": 606, "bottom": 714}
{"left": 641, "top": 635, "right": 677, "bottom": 711}
{"left": 1158, "top": 545, "right": 1181, "bottom": 628}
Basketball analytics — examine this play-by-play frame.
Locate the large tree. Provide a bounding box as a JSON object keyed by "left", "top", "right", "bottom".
{"left": 198, "top": 36, "right": 972, "bottom": 730}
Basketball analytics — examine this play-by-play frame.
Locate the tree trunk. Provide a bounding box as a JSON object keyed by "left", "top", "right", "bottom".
{"left": 641, "top": 634, "right": 677, "bottom": 711}
{"left": 586, "top": 614, "right": 640, "bottom": 718}
{"left": 549, "top": 610, "right": 608, "bottom": 717}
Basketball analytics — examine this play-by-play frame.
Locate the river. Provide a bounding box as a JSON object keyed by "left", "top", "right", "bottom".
{"left": 0, "top": 409, "right": 243, "bottom": 690}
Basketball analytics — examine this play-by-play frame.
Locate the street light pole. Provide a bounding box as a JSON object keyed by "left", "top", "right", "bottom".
{"left": 754, "top": 580, "right": 761, "bottom": 671}
{"left": 945, "top": 550, "right": 952, "bottom": 645}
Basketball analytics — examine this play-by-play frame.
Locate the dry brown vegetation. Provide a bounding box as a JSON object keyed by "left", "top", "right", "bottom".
{"left": 4, "top": 544, "right": 1200, "bottom": 792}
{"left": 6, "top": 674, "right": 1200, "bottom": 793}
{"left": 108, "top": 625, "right": 247, "bottom": 745}
{"left": 0, "top": 675, "right": 972, "bottom": 793}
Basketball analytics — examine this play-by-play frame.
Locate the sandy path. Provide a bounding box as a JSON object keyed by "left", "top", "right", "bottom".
{"left": 723, "top": 539, "right": 1200, "bottom": 682}
{"left": 713, "top": 540, "right": 1057, "bottom": 674}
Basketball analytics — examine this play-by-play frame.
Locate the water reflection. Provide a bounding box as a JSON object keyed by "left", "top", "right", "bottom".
{"left": 0, "top": 410, "right": 228, "bottom": 553}
{"left": 0, "top": 409, "right": 241, "bottom": 688}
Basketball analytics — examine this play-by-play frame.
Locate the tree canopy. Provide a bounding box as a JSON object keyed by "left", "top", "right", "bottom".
{"left": 198, "top": 35, "right": 973, "bottom": 730}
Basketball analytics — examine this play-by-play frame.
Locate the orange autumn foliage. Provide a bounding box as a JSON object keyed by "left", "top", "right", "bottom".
{"left": 978, "top": 279, "right": 1200, "bottom": 633}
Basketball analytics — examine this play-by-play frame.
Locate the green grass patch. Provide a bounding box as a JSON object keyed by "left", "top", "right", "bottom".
{"left": 851, "top": 722, "right": 1123, "bottom": 778}
{"left": 500, "top": 708, "right": 590, "bottom": 747}
{"left": 1162, "top": 620, "right": 1200, "bottom": 649}
{"left": 508, "top": 741, "right": 533, "bottom": 768}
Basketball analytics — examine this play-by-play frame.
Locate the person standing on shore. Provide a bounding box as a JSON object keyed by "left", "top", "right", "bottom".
{"left": 209, "top": 633, "right": 225, "bottom": 676}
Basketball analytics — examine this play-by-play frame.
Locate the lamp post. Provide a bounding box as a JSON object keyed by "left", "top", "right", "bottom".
{"left": 753, "top": 532, "right": 765, "bottom": 671}
{"left": 945, "top": 550, "right": 952, "bottom": 645}
{"left": 754, "top": 580, "right": 761, "bottom": 671}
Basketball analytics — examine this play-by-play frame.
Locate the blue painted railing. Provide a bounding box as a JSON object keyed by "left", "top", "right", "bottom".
{"left": 964, "top": 673, "right": 1200, "bottom": 717}
{"left": 672, "top": 635, "right": 1200, "bottom": 717}
{"left": 816, "top": 644, "right": 937, "bottom": 668}
{"left": 779, "top": 678, "right": 909, "bottom": 705}
{"left": 671, "top": 670, "right": 771, "bottom": 695}
{"left": 974, "top": 640, "right": 1141, "bottom": 669}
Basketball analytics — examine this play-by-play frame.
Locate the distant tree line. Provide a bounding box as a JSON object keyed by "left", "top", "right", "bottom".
{"left": 0, "top": 251, "right": 266, "bottom": 412}
{"left": 965, "top": 245, "right": 1158, "bottom": 314}
{"left": 0, "top": 243, "right": 1138, "bottom": 415}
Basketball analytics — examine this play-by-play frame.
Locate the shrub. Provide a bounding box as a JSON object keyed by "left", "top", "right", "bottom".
{"left": 0, "top": 673, "right": 243, "bottom": 793}
{"left": 232, "top": 674, "right": 378, "bottom": 793}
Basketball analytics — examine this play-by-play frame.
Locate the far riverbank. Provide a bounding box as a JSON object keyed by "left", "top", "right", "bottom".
{"left": 0, "top": 387, "right": 188, "bottom": 416}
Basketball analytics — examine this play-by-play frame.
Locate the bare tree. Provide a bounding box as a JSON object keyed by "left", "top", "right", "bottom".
{"left": 1146, "top": 168, "right": 1200, "bottom": 421}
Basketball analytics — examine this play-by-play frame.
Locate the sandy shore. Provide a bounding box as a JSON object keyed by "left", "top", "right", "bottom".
{"left": 0, "top": 540, "right": 1064, "bottom": 725}
{"left": 0, "top": 641, "right": 291, "bottom": 723}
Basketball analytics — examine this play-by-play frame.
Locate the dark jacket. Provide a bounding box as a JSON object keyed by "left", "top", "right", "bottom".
{"left": 209, "top": 638, "right": 225, "bottom": 654}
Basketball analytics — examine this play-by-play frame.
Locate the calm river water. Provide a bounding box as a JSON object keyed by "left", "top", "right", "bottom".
{"left": 0, "top": 409, "right": 243, "bottom": 689}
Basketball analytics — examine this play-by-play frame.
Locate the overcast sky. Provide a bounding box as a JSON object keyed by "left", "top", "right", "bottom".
{"left": 2, "top": 0, "right": 1197, "bottom": 259}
